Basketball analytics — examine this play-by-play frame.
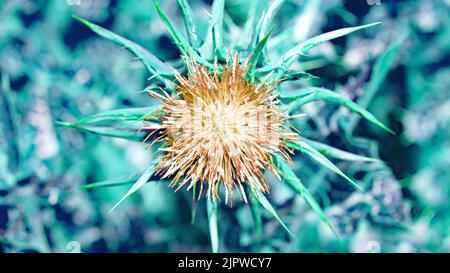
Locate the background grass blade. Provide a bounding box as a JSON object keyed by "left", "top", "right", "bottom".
{"left": 206, "top": 197, "right": 219, "bottom": 253}
{"left": 287, "top": 87, "right": 395, "bottom": 134}
{"left": 73, "top": 15, "right": 174, "bottom": 85}
{"left": 273, "top": 157, "right": 340, "bottom": 238}
{"left": 249, "top": 184, "right": 293, "bottom": 238}
{"left": 266, "top": 0, "right": 321, "bottom": 52}
{"left": 0, "top": 73, "right": 20, "bottom": 173}
{"left": 246, "top": 184, "right": 263, "bottom": 243}
{"left": 287, "top": 141, "right": 364, "bottom": 192}
{"left": 191, "top": 182, "right": 198, "bottom": 225}
{"left": 345, "top": 32, "right": 408, "bottom": 133}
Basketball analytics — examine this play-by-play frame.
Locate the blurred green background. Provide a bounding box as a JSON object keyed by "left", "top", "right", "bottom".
{"left": 0, "top": 0, "right": 449, "bottom": 253}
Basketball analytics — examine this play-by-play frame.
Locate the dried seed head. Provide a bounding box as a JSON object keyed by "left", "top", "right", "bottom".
{"left": 144, "top": 54, "right": 298, "bottom": 204}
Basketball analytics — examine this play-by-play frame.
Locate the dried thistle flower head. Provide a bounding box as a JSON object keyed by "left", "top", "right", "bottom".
{"left": 144, "top": 54, "right": 299, "bottom": 203}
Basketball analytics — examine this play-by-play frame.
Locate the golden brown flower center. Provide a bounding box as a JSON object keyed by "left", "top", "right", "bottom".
{"left": 169, "top": 100, "right": 278, "bottom": 144}
{"left": 145, "top": 56, "right": 296, "bottom": 203}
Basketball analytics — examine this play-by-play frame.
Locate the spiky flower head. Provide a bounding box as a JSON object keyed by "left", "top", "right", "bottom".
{"left": 143, "top": 54, "right": 299, "bottom": 203}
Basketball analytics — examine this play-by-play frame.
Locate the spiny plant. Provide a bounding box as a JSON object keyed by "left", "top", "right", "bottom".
{"left": 58, "top": 0, "right": 394, "bottom": 252}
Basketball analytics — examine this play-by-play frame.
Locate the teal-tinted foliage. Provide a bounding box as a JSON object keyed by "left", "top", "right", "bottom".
{"left": 0, "top": 0, "right": 449, "bottom": 253}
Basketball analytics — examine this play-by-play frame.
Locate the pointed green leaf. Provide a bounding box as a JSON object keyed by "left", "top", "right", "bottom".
{"left": 303, "top": 138, "right": 381, "bottom": 163}
{"left": 280, "top": 22, "right": 381, "bottom": 73}
{"left": 56, "top": 107, "right": 158, "bottom": 128}
{"left": 250, "top": 184, "right": 293, "bottom": 238}
{"left": 281, "top": 71, "right": 319, "bottom": 81}
{"left": 73, "top": 15, "right": 174, "bottom": 84}
{"left": 108, "top": 159, "right": 161, "bottom": 213}
{"left": 176, "top": 0, "right": 201, "bottom": 48}
{"left": 199, "top": 0, "right": 225, "bottom": 60}
{"left": 82, "top": 174, "right": 149, "bottom": 189}
{"left": 66, "top": 126, "right": 144, "bottom": 141}
{"left": 151, "top": 0, "right": 188, "bottom": 50}
{"left": 288, "top": 141, "right": 364, "bottom": 192}
{"left": 207, "top": 198, "right": 219, "bottom": 253}
{"left": 247, "top": 29, "right": 273, "bottom": 81}
{"left": 258, "top": 22, "right": 381, "bottom": 77}
{"left": 243, "top": 0, "right": 265, "bottom": 51}
{"left": 251, "top": 0, "right": 285, "bottom": 63}
{"left": 287, "top": 22, "right": 380, "bottom": 60}
{"left": 152, "top": 0, "right": 212, "bottom": 68}
{"left": 258, "top": 0, "right": 285, "bottom": 44}
{"left": 287, "top": 87, "right": 395, "bottom": 134}
{"left": 273, "top": 157, "right": 340, "bottom": 238}
{"left": 210, "top": 0, "right": 225, "bottom": 56}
